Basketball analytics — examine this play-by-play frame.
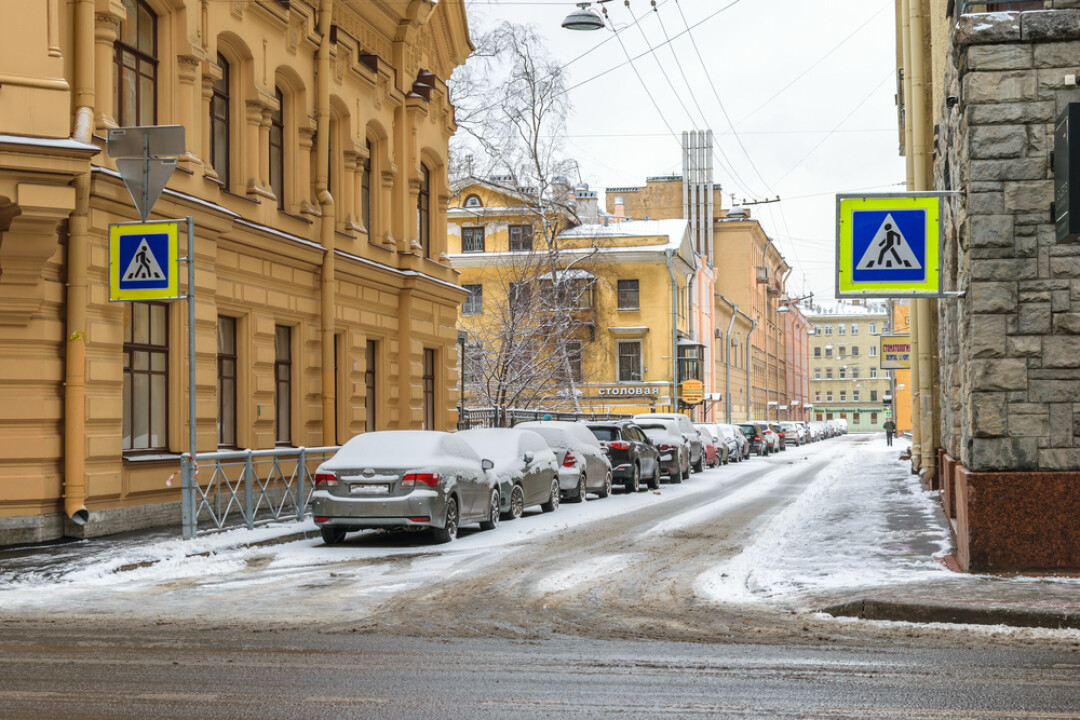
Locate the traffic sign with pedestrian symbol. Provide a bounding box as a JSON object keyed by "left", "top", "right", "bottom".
{"left": 109, "top": 221, "right": 180, "bottom": 301}
{"left": 836, "top": 193, "right": 943, "bottom": 298}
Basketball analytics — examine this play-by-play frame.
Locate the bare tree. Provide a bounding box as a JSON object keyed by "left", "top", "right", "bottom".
{"left": 451, "top": 20, "right": 605, "bottom": 418}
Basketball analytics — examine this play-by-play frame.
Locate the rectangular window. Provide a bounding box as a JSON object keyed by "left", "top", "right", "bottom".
{"left": 365, "top": 340, "right": 377, "bottom": 432}
{"left": 123, "top": 301, "right": 169, "bottom": 451}
{"left": 815, "top": 390, "right": 821, "bottom": 402}
{"left": 418, "top": 164, "right": 431, "bottom": 257}
{"left": 825, "top": 347, "right": 833, "bottom": 358}
{"left": 838, "top": 324, "right": 846, "bottom": 335}
{"left": 871, "top": 412, "right": 878, "bottom": 425}
{"left": 840, "top": 391, "right": 847, "bottom": 401}
{"left": 217, "top": 316, "right": 237, "bottom": 448}
{"left": 869, "top": 322, "right": 877, "bottom": 334}
{"left": 508, "top": 225, "right": 533, "bottom": 252}
{"left": 853, "top": 390, "right": 860, "bottom": 401}
{"left": 423, "top": 348, "right": 436, "bottom": 430}
{"left": 853, "top": 412, "right": 860, "bottom": 423}
{"left": 870, "top": 346, "right": 878, "bottom": 357}
{"left": 826, "top": 391, "right": 833, "bottom": 402}
{"left": 509, "top": 281, "right": 531, "bottom": 313}
{"left": 870, "top": 368, "right": 878, "bottom": 379}
{"left": 824, "top": 325, "right": 832, "bottom": 336}
{"left": 852, "top": 368, "right": 859, "bottom": 379}
{"left": 813, "top": 347, "right": 821, "bottom": 358}
{"left": 814, "top": 369, "right": 821, "bottom": 379}
{"left": 114, "top": 0, "right": 157, "bottom": 127}
{"left": 617, "top": 279, "right": 640, "bottom": 310}
{"left": 826, "top": 368, "right": 833, "bottom": 379}
{"left": 567, "top": 341, "right": 583, "bottom": 382}
{"left": 839, "top": 346, "right": 846, "bottom": 357}
{"left": 852, "top": 346, "right": 859, "bottom": 356}
{"left": 462, "top": 226, "right": 485, "bottom": 253}
{"left": 275, "top": 325, "right": 292, "bottom": 445}
{"left": 462, "top": 284, "right": 482, "bottom": 315}
{"left": 361, "top": 139, "right": 373, "bottom": 233}
{"left": 871, "top": 390, "right": 878, "bottom": 402}
{"left": 210, "top": 53, "right": 230, "bottom": 187}
{"left": 851, "top": 324, "right": 859, "bottom": 335}
{"left": 270, "top": 87, "right": 285, "bottom": 209}
{"left": 617, "top": 341, "right": 642, "bottom": 382}
{"left": 839, "top": 367, "right": 846, "bottom": 379}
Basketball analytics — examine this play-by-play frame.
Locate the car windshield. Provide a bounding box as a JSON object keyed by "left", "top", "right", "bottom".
{"left": 737, "top": 426, "right": 754, "bottom": 436}
{"left": 588, "top": 427, "right": 618, "bottom": 442}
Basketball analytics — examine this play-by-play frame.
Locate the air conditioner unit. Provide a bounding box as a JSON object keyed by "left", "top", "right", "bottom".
{"left": 714, "top": 328, "right": 723, "bottom": 338}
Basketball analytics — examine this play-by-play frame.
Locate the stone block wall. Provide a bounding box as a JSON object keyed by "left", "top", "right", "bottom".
{"left": 936, "top": 9, "right": 1080, "bottom": 570}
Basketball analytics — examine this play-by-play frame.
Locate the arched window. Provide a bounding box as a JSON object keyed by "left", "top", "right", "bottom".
{"left": 114, "top": 0, "right": 157, "bottom": 126}
{"left": 361, "top": 138, "right": 372, "bottom": 232}
{"left": 464, "top": 194, "right": 482, "bottom": 208}
{"left": 417, "top": 163, "right": 431, "bottom": 257}
{"left": 210, "top": 53, "right": 230, "bottom": 186}
{"left": 270, "top": 87, "right": 285, "bottom": 209}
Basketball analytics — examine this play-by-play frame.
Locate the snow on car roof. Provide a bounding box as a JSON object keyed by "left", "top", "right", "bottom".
{"left": 323, "top": 430, "right": 477, "bottom": 469}
{"left": 457, "top": 428, "right": 534, "bottom": 463}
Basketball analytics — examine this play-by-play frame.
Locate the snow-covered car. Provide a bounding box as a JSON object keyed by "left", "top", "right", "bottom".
{"left": 633, "top": 413, "right": 705, "bottom": 472}
{"left": 795, "top": 422, "right": 812, "bottom": 444}
{"left": 515, "top": 421, "right": 613, "bottom": 502}
{"left": 584, "top": 420, "right": 662, "bottom": 492}
{"left": 694, "top": 422, "right": 731, "bottom": 465}
{"left": 312, "top": 430, "right": 500, "bottom": 545}
{"left": 808, "top": 422, "right": 826, "bottom": 441}
{"left": 721, "top": 423, "right": 751, "bottom": 460}
{"left": 708, "top": 423, "right": 743, "bottom": 463}
{"left": 780, "top": 421, "right": 802, "bottom": 447}
{"left": 635, "top": 418, "right": 690, "bottom": 482}
{"left": 457, "top": 428, "right": 560, "bottom": 520}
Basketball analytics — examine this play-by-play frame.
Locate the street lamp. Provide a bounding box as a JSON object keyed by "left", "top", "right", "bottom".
{"left": 776, "top": 293, "right": 813, "bottom": 313}
{"left": 562, "top": 2, "right": 606, "bottom": 30}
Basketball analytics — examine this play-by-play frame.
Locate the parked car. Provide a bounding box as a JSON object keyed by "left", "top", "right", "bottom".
{"left": 808, "top": 421, "right": 826, "bottom": 442}
{"left": 837, "top": 418, "right": 849, "bottom": 434}
{"left": 738, "top": 421, "right": 775, "bottom": 456}
{"left": 780, "top": 421, "right": 802, "bottom": 447}
{"left": 722, "top": 423, "right": 751, "bottom": 461}
{"left": 457, "top": 428, "right": 560, "bottom": 520}
{"left": 764, "top": 421, "right": 786, "bottom": 451}
{"left": 694, "top": 422, "right": 732, "bottom": 465}
{"left": 635, "top": 418, "right": 690, "bottom": 482}
{"left": 795, "top": 422, "right": 812, "bottom": 444}
{"left": 633, "top": 413, "right": 705, "bottom": 472}
{"left": 585, "top": 421, "right": 662, "bottom": 492}
{"left": 515, "top": 421, "right": 613, "bottom": 502}
{"left": 312, "top": 430, "right": 499, "bottom": 545}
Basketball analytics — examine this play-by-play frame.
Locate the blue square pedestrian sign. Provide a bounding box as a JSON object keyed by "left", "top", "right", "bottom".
{"left": 109, "top": 221, "right": 180, "bottom": 301}
{"left": 836, "top": 194, "right": 942, "bottom": 298}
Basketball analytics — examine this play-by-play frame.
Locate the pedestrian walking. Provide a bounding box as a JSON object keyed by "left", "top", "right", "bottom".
{"left": 883, "top": 418, "right": 896, "bottom": 446}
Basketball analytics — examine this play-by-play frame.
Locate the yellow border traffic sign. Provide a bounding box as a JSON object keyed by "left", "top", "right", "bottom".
{"left": 109, "top": 221, "right": 180, "bottom": 301}
{"left": 836, "top": 193, "right": 942, "bottom": 298}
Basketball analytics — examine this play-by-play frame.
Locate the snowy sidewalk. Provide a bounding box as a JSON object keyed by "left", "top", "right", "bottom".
{"left": 694, "top": 434, "right": 1080, "bottom": 629}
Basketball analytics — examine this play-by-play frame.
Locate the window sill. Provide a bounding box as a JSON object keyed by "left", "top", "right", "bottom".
{"left": 123, "top": 452, "right": 182, "bottom": 463}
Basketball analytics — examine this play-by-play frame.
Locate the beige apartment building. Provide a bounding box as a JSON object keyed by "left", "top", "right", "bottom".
{"left": 0, "top": 0, "right": 472, "bottom": 544}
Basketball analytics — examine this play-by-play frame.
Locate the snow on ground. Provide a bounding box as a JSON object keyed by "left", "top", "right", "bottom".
{"left": 695, "top": 435, "right": 956, "bottom": 605}
{"left": 534, "top": 553, "right": 638, "bottom": 594}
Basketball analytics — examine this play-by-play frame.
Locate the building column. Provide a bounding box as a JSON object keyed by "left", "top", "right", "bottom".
{"left": 93, "top": 12, "right": 121, "bottom": 131}
{"left": 200, "top": 62, "right": 220, "bottom": 181}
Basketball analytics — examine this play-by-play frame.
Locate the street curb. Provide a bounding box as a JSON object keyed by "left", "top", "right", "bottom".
{"left": 115, "top": 528, "right": 319, "bottom": 573}
{"left": 819, "top": 598, "right": 1080, "bottom": 631}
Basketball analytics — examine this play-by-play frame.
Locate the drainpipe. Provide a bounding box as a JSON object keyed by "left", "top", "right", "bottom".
{"left": 746, "top": 319, "right": 757, "bottom": 421}
{"left": 725, "top": 303, "right": 737, "bottom": 423}
{"left": 63, "top": 0, "right": 96, "bottom": 525}
{"left": 666, "top": 249, "right": 679, "bottom": 412}
{"left": 316, "top": 0, "right": 336, "bottom": 444}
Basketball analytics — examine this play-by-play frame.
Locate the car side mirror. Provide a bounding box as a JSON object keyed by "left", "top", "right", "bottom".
{"left": 482, "top": 459, "right": 494, "bottom": 471}
{"left": 523, "top": 452, "right": 533, "bottom": 465}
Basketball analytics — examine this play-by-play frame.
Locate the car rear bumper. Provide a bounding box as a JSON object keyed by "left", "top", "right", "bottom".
{"left": 311, "top": 489, "right": 447, "bottom": 529}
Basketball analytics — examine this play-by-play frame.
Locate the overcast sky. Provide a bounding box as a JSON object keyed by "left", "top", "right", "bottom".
{"left": 460, "top": 0, "right": 907, "bottom": 301}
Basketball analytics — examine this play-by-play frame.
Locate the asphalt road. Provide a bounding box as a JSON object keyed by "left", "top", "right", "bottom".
{"left": 2, "top": 437, "right": 1078, "bottom": 718}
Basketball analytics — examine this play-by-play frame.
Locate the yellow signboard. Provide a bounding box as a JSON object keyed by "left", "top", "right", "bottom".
{"left": 879, "top": 334, "right": 911, "bottom": 369}
{"left": 836, "top": 193, "right": 942, "bottom": 297}
{"left": 681, "top": 379, "right": 705, "bottom": 405}
{"left": 109, "top": 221, "right": 180, "bottom": 301}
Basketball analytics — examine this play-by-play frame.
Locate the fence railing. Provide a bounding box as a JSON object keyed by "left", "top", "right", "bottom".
{"left": 179, "top": 445, "right": 339, "bottom": 539}
{"left": 458, "top": 406, "right": 632, "bottom": 429}
{"left": 959, "top": 1, "right": 1046, "bottom": 14}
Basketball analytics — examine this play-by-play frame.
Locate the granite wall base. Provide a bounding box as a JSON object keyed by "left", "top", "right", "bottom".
{"left": 954, "top": 463, "right": 1080, "bottom": 572}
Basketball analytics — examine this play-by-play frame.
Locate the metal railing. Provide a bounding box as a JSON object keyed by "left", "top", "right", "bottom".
{"left": 179, "top": 446, "right": 339, "bottom": 539}
{"left": 458, "top": 406, "right": 632, "bottom": 429}
{"left": 959, "top": 1, "right": 1046, "bottom": 13}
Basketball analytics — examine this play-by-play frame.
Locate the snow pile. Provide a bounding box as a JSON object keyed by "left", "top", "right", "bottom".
{"left": 694, "top": 438, "right": 955, "bottom": 605}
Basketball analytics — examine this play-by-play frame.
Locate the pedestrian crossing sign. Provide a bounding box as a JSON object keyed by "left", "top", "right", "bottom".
{"left": 836, "top": 193, "right": 942, "bottom": 297}
{"left": 109, "top": 221, "right": 180, "bottom": 301}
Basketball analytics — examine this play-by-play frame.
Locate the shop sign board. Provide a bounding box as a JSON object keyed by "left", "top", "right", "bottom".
{"left": 879, "top": 334, "right": 912, "bottom": 369}
{"left": 681, "top": 379, "right": 705, "bottom": 405}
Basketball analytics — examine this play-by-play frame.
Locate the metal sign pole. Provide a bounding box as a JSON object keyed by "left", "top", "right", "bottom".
{"left": 181, "top": 217, "right": 197, "bottom": 540}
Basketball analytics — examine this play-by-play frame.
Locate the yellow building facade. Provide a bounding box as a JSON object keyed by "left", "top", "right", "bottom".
{"left": 0, "top": 0, "right": 472, "bottom": 544}
{"left": 448, "top": 179, "right": 696, "bottom": 417}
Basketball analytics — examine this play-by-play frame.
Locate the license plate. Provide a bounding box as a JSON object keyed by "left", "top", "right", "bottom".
{"left": 349, "top": 484, "right": 389, "bottom": 495}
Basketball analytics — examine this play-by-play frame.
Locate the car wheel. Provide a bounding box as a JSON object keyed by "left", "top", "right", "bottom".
{"left": 504, "top": 484, "right": 525, "bottom": 520}
{"left": 320, "top": 526, "right": 346, "bottom": 545}
{"left": 431, "top": 496, "right": 459, "bottom": 544}
{"left": 541, "top": 478, "right": 560, "bottom": 512}
{"left": 597, "top": 472, "right": 612, "bottom": 499}
{"left": 649, "top": 464, "right": 661, "bottom": 489}
{"left": 479, "top": 489, "right": 501, "bottom": 531}
{"left": 628, "top": 464, "right": 641, "bottom": 493}
{"left": 692, "top": 453, "right": 703, "bottom": 474}
{"left": 569, "top": 473, "right": 587, "bottom": 503}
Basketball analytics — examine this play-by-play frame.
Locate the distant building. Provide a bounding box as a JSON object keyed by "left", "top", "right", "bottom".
{"left": 806, "top": 301, "right": 892, "bottom": 433}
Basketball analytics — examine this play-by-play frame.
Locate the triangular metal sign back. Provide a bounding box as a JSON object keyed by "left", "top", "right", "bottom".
{"left": 115, "top": 157, "right": 177, "bottom": 222}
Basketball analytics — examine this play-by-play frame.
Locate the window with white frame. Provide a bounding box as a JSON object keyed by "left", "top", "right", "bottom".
{"left": 870, "top": 368, "right": 878, "bottom": 378}
{"left": 870, "top": 345, "right": 878, "bottom": 357}
{"left": 851, "top": 323, "right": 859, "bottom": 335}
{"left": 838, "top": 324, "right": 845, "bottom": 335}
{"left": 617, "top": 340, "right": 642, "bottom": 382}
{"left": 869, "top": 322, "right": 877, "bottom": 334}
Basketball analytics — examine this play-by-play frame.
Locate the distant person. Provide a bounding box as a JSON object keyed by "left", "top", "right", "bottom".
{"left": 883, "top": 418, "right": 896, "bottom": 446}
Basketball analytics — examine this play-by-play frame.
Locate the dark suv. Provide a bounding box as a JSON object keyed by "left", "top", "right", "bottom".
{"left": 738, "top": 422, "right": 772, "bottom": 456}
{"left": 585, "top": 421, "right": 661, "bottom": 492}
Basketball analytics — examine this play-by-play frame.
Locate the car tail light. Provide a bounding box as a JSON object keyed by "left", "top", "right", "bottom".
{"left": 778, "top": 432, "right": 785, "bottom": 438}
{"left": 314, "top": 472, "right": 337, "bottom": 488}
{"left": 658, "top": 443, "right": 677, "bottom": 452}
{"left": 402, "top": 473, "right": 440, "bottom": 487}
{"left": 754, "top": 435, "right": 761, "bottom": 442}
{"left": 314, "top": 516, "right": 329, "bottom": 523}
{"left": 407, "top": 516, "right": 431, "bottom": 523}
{"left": 562, "top": 451, "right": 577, "bottom": 468}
{"left": 609, "top": 441, "right": 630, "bottom": 450}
